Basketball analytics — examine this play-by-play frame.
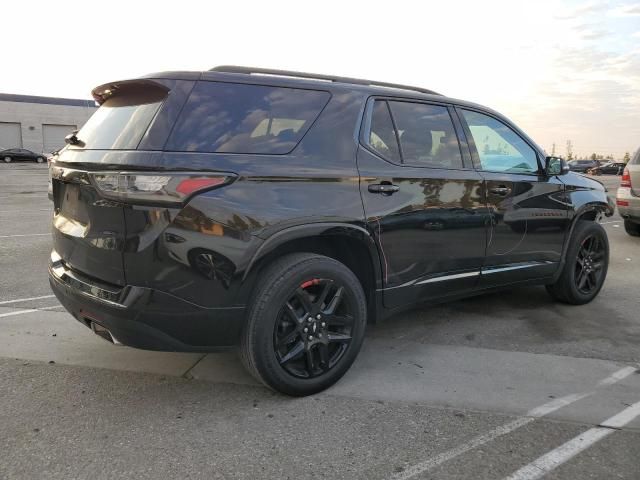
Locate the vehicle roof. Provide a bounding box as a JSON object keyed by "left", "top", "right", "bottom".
{"left": 95, "top": 67, "right": 545, "bottom": 157}
{"left": 135, "top": 68, "right": 493, "bottom": 113}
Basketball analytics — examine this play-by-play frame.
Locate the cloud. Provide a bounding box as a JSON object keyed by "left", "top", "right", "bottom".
{"left": 580, "top": 29, "right": 609, "bottom": 40}
{"left": 555, "top": 1, "right": 608, "bottom": 19}
{"left": 609, "top": 4, "right": 640, "bottom": 16}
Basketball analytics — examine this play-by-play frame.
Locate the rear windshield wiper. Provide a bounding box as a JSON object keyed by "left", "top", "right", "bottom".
{"left": 64, "top": 131, "right": 85, "bottom": 147}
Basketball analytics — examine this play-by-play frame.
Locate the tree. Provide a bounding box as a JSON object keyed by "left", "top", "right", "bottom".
{"left": 590, "top": 153, "right": 597, "bottom": 161}
{"left": 623, "top": 152, "right": 631, "bottom": 163}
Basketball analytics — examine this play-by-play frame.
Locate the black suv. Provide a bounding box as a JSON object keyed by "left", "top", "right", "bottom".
{"left": 568, "top": 159, "right": 601, "bottom": 173}
{"left": 49, "top": 66, "right": 614, "bottom": 395}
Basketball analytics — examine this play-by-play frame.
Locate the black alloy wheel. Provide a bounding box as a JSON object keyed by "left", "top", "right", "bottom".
{"left": 240, "top": 253, "right": 367, "bottom": 396}
{"left": 574, "top": 235, "right": 606, "bottom": 295}
{"left": 274, "top": 278, "right": 354, "bottom": 379}
{"left": 546, "top": 220, "right": 609, "bottom": 305}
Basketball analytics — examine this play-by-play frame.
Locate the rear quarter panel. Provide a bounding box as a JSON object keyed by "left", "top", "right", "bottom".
{"left": 123, "top": 88, "right": 369, "bottom": 308}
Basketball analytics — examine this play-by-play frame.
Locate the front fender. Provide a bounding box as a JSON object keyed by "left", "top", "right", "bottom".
{"left": 566, "top": 188, "right": 615, "bottom": 221}
{"left": 552, "top": 180, "right": 613, "bottom": 282}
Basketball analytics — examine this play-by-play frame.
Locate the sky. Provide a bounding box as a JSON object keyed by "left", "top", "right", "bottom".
{"left": 2, "top": 0, "right": 639, "bottom": 159}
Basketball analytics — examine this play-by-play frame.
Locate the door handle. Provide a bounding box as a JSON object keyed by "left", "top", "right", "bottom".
{"left": 368, "top": 183, "right": 400, "bottom": 195}
{"left": 489, "top": 186, "right": 511, "bottom": 196}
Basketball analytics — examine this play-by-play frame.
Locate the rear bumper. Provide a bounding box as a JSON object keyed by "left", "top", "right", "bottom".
{"left": 616, "top": 187, "right": 640, "bottom": 221}
{"left": 49, "top": 253, "right": 244, "bottom": 352}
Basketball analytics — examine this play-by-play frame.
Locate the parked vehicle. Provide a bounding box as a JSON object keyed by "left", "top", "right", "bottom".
{"left": 568, "top": 159, "right": 601, "bottom": 173}
{"left": 617, "top": 150, "right": 640, "bottom": 236}
{"left": 1, "top": 148, "right": 46, "bottom": 163}
{"left": 48, "top": 66, "right": 614, "bottom": 396}
{"left": 588, "top": 162, "right": 626, "bottom": 176}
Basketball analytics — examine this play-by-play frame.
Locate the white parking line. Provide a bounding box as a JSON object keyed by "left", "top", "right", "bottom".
{"left": 0, "top": 233, "right": 49, "bottom": 238}
{"left": 0, "top": 309, "right": 39, "bottom": 318}
{"left": 503, "top": 400, "right": 640, "bottom": 480}
{"left": 390, "top": 365, "right": 638, "bottom": 480}
{"left": 600, "top": 220, "right": 621, "bottom": 225}
{"left": 0, "top": 295, "right": 56, "bottom": 305}
{"left": 599, "top": 400, "right": 640, "bottom": 428}
{"left": 0, "top": 194, "right": 47, "bottom": 199}
{"left": 0, "top": 305, "right": 62, "bottom": 318}
{"left": 0, "top": 210, "right": 52, "bottom": 215}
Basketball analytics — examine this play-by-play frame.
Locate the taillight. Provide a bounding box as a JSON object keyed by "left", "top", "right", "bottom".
{"left": 621, "top": 168, "right": 632, "bottom": 188}
{"left": 89, "top": 172, "right": 235, "bottom": 205}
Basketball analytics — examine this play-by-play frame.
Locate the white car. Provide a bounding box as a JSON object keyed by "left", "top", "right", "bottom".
{"left": 616, "top": 151, "right": 640, "bottom": 236}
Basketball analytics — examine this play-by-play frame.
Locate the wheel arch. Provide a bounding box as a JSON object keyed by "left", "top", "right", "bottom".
{"left": 553, "top": 199, "right": 612, "bottom": 282}
{"left": 240, "top": 223, "right": 383, "bottom": 323}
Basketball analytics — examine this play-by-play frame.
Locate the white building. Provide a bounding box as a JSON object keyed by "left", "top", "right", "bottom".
{"left": 0, "top": 93, "right": 97, "bottom": 154}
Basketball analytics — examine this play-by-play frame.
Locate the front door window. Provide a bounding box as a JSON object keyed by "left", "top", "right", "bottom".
{"left": 461, "top": 110, "right": 539, "bottom": 174}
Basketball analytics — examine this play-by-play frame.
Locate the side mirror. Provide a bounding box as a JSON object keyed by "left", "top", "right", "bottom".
{"left": 545, "top": 156, "right": 569, "bottom": 176}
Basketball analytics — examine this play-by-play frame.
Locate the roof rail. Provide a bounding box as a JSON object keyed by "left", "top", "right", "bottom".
{"left": 210, "top": 65, "right": 442, "bottom": 96}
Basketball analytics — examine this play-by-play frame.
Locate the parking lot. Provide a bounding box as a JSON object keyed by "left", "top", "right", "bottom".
{"left": 0, "top": 163, "right": 638, "bottom": 479}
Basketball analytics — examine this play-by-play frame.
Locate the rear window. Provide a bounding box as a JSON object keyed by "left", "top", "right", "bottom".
{"left": 75, "top": 85, "right": 167, "bottom": 150}
{"left": 166, "top": 82, "right": 330, "bottom": 154}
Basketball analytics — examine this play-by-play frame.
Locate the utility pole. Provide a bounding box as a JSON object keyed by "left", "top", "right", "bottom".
{"left": 551, "top": 143, "right": 556, "bottom": 155}
{"left": 566, "top": 140, "right": 573, "bottom": 161}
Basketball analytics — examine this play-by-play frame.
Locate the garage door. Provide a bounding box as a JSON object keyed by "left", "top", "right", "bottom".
{"left": 43, "top": 124, "right": 77, "bottom": 154}
{"left": 0, "top": 122, "right": 22, "bottom": 150}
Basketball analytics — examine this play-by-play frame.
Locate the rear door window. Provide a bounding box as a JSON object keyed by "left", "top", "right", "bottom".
{"left": 388, "top": 101, "right": 463, "bottom": 169}
{"left": 167, "top": 82, "right": 330, "bottom": 154}
{"left": 367, "top": 100, "right": 401, "bottom": 163}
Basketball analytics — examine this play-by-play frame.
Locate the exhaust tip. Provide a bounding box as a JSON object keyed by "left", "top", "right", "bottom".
{"left": 89, "top": 321, "right": 122, "bottom": 345}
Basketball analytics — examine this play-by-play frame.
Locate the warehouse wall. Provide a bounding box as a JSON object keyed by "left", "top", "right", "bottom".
{"left": 0, "top": 94, "right": 97, "bottom": 154}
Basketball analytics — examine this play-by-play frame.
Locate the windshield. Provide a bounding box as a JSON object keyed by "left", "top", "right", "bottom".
{"left": 75, "top": 85, "right": 166, "bottom": 150}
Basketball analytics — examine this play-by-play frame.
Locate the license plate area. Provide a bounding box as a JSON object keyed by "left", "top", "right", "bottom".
{"left": 55, "top": 182, "right": 89, "bottom": 224}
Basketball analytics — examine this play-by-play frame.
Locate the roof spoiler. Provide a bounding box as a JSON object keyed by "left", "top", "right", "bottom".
{"left": 91, "top": 79, "right": 170, "bottom": 105}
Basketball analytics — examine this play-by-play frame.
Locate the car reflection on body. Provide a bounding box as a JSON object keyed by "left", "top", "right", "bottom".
{"left": 379, "top": 206, "right": 488, "bottom": 232}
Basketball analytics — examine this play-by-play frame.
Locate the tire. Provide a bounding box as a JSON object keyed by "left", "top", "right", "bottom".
{"left": 36, "top": 157, "right": 44, "bottom": 163}
{"left": 624, "top": 220, "right": 640, "bottom": 237}
{"left": 546, "top": 221, "right": 609, "bottom": 305}
{"left": 3, "top": 156, "right": 11, "bottom": 163}
{"left": 240, "top": 253, "right": 367, "bottom": 396}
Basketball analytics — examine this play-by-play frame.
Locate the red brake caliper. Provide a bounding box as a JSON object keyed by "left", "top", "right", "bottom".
{"left": 300, "top": 278, "right": 320, "bottom": 289}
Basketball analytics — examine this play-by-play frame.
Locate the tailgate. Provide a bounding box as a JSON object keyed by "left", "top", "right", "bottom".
{"left": 629, "top": 163, "right": 640, "bottom": 197}
{"left": 51, "top": 167, "right": 127, "bottom": 286}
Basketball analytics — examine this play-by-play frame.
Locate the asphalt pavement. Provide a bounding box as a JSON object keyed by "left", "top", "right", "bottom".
{"left": 0, "top": 163, "right": 638, "bottom": 479}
